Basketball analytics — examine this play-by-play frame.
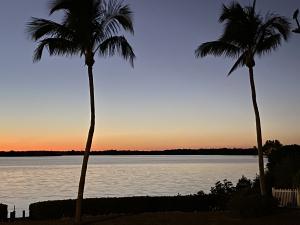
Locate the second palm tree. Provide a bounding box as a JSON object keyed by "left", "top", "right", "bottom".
{"left": 195, "top": 1, "right": 290, "bottom": 196}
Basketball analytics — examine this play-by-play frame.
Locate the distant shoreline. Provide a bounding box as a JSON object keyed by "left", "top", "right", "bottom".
{"left": 0, "top": 148, "right": 257, "bottom": 157}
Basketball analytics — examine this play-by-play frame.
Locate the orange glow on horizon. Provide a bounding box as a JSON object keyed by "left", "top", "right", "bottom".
{"left": 0, "top": 134, "right": 259, "bottom": 151}
{"left": 1, "top": 127, "right": 298, "bottom": 151}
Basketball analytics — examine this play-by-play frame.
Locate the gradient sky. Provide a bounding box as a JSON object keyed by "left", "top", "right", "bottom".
{"left": 0, "top": 0, "right": 299, "bottom": 151}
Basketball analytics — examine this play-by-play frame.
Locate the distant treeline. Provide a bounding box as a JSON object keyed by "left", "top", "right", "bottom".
{"left": 0, "top": 148, "right": 257, "bottom": 157}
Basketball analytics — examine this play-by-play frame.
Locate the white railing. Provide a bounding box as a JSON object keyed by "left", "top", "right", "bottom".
{"left": 272, "top": 188, "right": 300, "bottom": 208}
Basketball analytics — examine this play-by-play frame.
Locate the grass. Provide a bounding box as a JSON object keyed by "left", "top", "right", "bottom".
{"left": 3, "top": 209, "right": 300, "bottom": 225}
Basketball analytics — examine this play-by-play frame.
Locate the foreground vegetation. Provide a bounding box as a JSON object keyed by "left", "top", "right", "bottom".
{"left": 2, "top": 210, "right": 300, "bottom": 225}
{"left": 24, "top": 176, "right": 277, "bottom": 220}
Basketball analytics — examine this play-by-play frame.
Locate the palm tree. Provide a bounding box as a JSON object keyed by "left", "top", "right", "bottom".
{"left": 195, "top": 0, "right": 290, "bottom": 196}
{"left": 27, "top": 0, "right": 135, "bottom": 222}
{"left": 293, "top": 9, "right": 300, "bottom": 33}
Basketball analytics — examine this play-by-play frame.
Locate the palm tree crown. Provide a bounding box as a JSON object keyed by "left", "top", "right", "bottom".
{"left": 27, "top": 0, "right": 135, "bottom": 65}
{"left": 195, "top": 0, "right": 290, "bottom": 74}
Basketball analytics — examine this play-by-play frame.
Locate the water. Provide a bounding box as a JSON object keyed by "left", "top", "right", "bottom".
{"left": 0, "top": 155, "right": 260, "bottom": 216}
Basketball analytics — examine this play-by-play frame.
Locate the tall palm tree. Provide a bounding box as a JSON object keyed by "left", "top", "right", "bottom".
{"left": 195, "top": 0, "right": 290, "bottom": 196}
{"left": 27, "top": 0, "right": 135, "bottom": 222}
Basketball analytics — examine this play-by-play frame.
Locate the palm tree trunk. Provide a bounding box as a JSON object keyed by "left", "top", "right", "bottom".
{"left": 248, "top": 66, "right": 266, "bottom": 196}
{"left": 75, "top": 63, "right": 95, "bottom": 224}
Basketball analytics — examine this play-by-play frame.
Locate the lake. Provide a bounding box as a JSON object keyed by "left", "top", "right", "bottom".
{"left": 0, "top": 155, "right": 260, "bottom": 216}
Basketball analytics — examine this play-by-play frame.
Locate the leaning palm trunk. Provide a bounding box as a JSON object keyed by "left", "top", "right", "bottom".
{"left": 248, "top": 66, "right": 266, "bottom": 196}
{"left": 75, "top": 59, "right": 96, "bottom": 223}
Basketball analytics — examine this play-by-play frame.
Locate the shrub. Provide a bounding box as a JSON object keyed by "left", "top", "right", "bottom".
{"left": 235, "top": 176, "right": 252, "bottom": 191}
{"left": 0, "top": 204, "right": 8, "bottom": 222}
{"left": 229, "top": 191, "right": 278, "bottom": 217}
{"left": 292, "top": 170, "right": 300, "bottom": 187}
{"left": 208, "top": 175, "right": 277, "bottom": 214}
{"left": 29, "top": 195, "right": 212, "bottom": 220}
{"left": 209, "top": 179, "right": 235, "bottom": 210}
{"left": 267, "top": 145, "right": 300, "bottom": 188}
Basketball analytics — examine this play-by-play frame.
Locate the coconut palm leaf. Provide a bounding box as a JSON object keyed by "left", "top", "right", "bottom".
{"left": 227, "top": 52, "right": 247, "bottom": 76}
{"left": 27, "top": 18, "right": 74, "bottom": 41}
{"left": 33, "top": 38, "right": 78, "bottom": 62}
{"left": 195, "top": 41, "right": 240, "bottom": 58}
{"left": 293, "top": 9, "right": 299, "bottom": 20}
{"left": 99, "top": 36, "right": 135, "bottom": 66}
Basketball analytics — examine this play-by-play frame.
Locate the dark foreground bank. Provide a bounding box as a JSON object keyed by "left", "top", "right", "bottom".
{"left": 2, "top": 210, "right": 300, "bottom": 225}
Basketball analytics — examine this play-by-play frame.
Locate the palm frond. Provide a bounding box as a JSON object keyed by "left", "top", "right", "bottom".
{"left": 293, "top": 9, "right": 299, "bottom": 20}
{"left": 49, "top": 0, "right": 73, "bottom": 14}
{"left": 98, "top": 36, "right": 135, "bottom": 67}
{"left": 219, "top": 1, "right": 260, "bottom": 48}
{"left": 27, "top": 17, "right": 74, "bottom": 41}
{"left": 101, "top": 0, "right": 134, "bottom": 36}
{"left": 219, "top": 1, "right": 244, "bottom": 23}
{"left": 195, "top": 41, "right": 241, "bottom": 58}
{"left": 227, "top": 52, "right": 247, "bottom": 76}
{"left": 33, "top": 38, "right": 78, "bottom": 62}
{"left": 262, "top": 16, "right": 291, "bottom": 40}
{"left": 255, "top": 34, "right": 281, "bottom": 56}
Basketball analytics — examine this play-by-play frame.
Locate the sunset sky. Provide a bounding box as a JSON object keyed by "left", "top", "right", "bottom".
{"left": 0, "top": 0, "right": 299, "bottom": 151}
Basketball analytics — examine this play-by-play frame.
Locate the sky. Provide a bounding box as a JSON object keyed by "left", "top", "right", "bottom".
{"left": 0, "top": 0, "right": 299, "bottom": 151}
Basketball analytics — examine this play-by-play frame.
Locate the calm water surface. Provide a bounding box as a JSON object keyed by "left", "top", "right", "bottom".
{"left": 0, "top": 155, "right": 260, "bottom": 215}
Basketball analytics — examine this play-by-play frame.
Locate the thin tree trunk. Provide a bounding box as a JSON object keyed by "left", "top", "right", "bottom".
{"left": 75, "top": 63, "right": 95, "bottom": 224}
{"left": 248, "top": 66, "right": 266, "bottom": 196}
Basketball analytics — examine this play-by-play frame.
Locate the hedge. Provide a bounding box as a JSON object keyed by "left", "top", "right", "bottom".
{"left": 29, "top": 195, "right": 212, "bottom": 220}
{"left": 0, "top": 203, "right": 8, "bottom": 222}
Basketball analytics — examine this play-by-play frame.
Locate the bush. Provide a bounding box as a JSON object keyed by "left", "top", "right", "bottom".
{"left": 229, "top": 191, "right": 278, "bottom": 217}
{"left": 208, "top": 175, "right": 278, "bottom": 215}
{"left": 293, "top": 170, "right": 300, "bottom": 187}
{"left": 209, "top": 179, "right": 235, "bottom": 210}
{"left": 235, "top": 176, "right": 252, "bottom": 191}
{"left": 267, "top": 145, "right": 300, "bottom": 188}
{"left": 29, "top": 195, "right": 212, "bottom": 220}
{"left": 0, "top": 204, "right": 8, "bottom": 222}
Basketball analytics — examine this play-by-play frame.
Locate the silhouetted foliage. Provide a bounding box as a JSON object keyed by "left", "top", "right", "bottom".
{"left": 195, "top": 1, "right": 290, "bottom": 76}
{"left": 209, "top": 180, "right": 235, "bottom": 210}
{"left": 263, "top": 140, "right": 283, "bottom": 155}
{"left": 27, "top": 0, "right": 135, "bottom": 64}
{"left": 0, "top": 204, "right": 8, "bottom": 222}
{"left": 235, "top": 176, "right": 252, "bottom": 191}
{"left": 28, "top": 175, "right": 279, "bottom": 220}
{"left": 229, "top": 192, "right": 278, "bottom": 218}
{"left": 207, "top": 175, "right": 277, "bottom": 217}
{"left": 267, "top": 145, "right": 300, "bottom": 188}
{"left": 229, "top": 176, "right": 277, "bottom": 217}
{"left": 29, "top": 195, "right": 211, "bottom": 220}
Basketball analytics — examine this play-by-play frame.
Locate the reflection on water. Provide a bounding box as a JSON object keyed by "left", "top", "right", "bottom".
{"left": 0, "top": 155, "right": 259, "bottom": 215}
